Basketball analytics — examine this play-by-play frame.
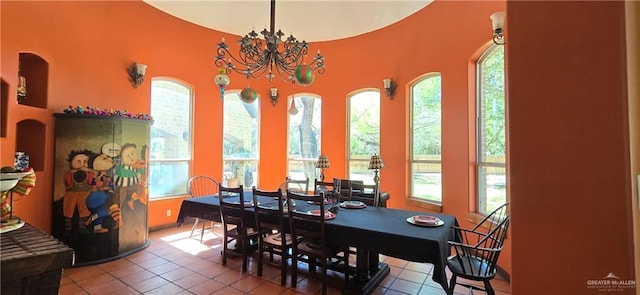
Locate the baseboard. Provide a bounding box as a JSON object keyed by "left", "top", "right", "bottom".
{"left": 496, "top": 265, "right": 511, "bottom": 282}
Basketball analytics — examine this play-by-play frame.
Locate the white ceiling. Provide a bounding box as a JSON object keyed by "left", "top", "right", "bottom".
{"left": 143, "top": 0, "right": 433, "bottom": 42}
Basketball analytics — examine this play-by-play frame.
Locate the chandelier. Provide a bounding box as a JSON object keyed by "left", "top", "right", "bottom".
{"left": 214, "top": 0, "right": 325, "bottom": 85}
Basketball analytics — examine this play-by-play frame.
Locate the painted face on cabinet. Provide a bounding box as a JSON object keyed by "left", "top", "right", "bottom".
{"left": 120, "top": 144, "right": 138, "bottom": 166}
{"left": 66, "top": 150, "right": 93, "bottom": 170}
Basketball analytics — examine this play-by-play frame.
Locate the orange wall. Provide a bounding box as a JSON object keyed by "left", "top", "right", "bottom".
{"left": 13, "top": 2, "right": 640, "bottom": 288}
{"left": 508, "top": 1, "right": 636, "bottom": 294}
{"left": 2, "top": 1, "right": 504, "bottom": 223}
{"left": 625, "top": 0, "right": 640, "bottom": 288}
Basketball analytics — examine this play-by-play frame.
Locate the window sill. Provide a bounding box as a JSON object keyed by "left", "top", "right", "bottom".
{"left": 406, "top": 198, "right": 442, "bottom": 212}
{"left": 149, "top": 194, "right": 190, "bottom": 202}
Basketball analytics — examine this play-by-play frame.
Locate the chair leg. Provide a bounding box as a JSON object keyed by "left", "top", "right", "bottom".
{"left": 200, "top": 220, "right": 206, "bottom": 243}
{"left": 190, "top": 218, "right": 200, "bottom": 239}
{"left": 291, "top": 252, "right": 298, "bottom": 288}
{"left": 321, "top": 259, "right": 327, "bottom": 295}
{"left": 221, "top": 232, "right": 228, "bottom": 266}
{"left": 241, "top": 240, "right": 247, "bottom": 273}
{"left": 447, "top": 274, "right": 457, "bottom": 295}
{"left": 257, "top": 245, "right": 264, "bottom": 277}
{"left": 278, "top": 250, "right": 287, "bottom": 286}
{"left": 484, "top": 280, "right": 495, "bottom": 295}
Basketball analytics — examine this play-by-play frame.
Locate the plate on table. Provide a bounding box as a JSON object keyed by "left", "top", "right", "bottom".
{"left": 307, "top": 210, "right": 337, "bottom": 220}
{"left": 339, "top": 201, "right": 366, "bottom": 209}
{"left": 406, "top": 215, "right": 444, "bottom": 227}
{"left": 233, "top": 200, "right": 257, "bottom": 207}
{"left": 307, "top": 198, "right": 333, "bottom": 205}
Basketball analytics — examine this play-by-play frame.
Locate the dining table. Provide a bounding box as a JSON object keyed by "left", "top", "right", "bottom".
{"left": 176, "top": 192, "right": 458, "bottom": 295}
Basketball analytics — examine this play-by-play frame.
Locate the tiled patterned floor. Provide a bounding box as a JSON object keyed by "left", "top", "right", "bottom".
{"left": 59, "top": 224, "right": 510, "bottom": 294}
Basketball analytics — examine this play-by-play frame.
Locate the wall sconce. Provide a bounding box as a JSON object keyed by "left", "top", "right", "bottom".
{"left": 128, "top": 62, "right": 148, "bottom": 88}
{"left": 490, "top": 11, "right": 506, "bottom": 45}
{"left": 269, "top": 88, "right": 279, "bottom": 106}
{"left": 383, "top": 78, "right": 397, "bottom": 99}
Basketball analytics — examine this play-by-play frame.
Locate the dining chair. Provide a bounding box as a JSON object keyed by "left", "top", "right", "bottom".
{"left": 446, "top": 203, "right": 510, "bottom": 295}
{"left": 285, "top": 176, "right": 309, "bottom": 193}
{"left": 348, "top": 183, "right": 378, "bottom": 206}
{"left": 313, "top": 179, "right": 334, "bottom": 194}
{"left": 286, "top": 191, "right": 349, "bottom": 294}
{"left": 187, "top": 175, "right": 220, "bottom": 242}
{"left": 252, "top": 187, "right": 293, "bottom": 286}
{"left": 218, "top": 184, "right": 259, "bottom": 273}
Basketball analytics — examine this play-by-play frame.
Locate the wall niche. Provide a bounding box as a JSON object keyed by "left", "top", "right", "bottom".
{"left": 16, "top": 119, "right": 46, "bottom": 172}
{"left": 1, "top": 79, "right": 7, "bottom": 137}
{"left": 18, "top": 53, "right": 48, "bottom": 109}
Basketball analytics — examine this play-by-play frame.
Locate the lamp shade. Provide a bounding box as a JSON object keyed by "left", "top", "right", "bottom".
{"left": 490, "top": 11, "right": 505, "bottom": 31}
{"left": 136, "top": 63, "right": 148, "bottom": 75}
{"left": 316, "top": 155, "right": 330, "bottom": 168}
{"left": 368, "top": 154, "right": 384, "bottom": 170}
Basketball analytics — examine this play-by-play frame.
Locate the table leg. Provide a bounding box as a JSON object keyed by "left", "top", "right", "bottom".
{"left": 343, "top": 248, "right": 390, "bottom": 295}
{"left": 356, "top": 249, "right": 370, "bottom": 281}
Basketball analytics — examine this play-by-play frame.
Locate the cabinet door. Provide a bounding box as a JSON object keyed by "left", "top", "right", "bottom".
{"left": 113, "top": 119, "right": 150, "bottom": 252}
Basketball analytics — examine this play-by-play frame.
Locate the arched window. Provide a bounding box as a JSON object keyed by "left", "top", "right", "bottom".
{"left": 149, "top": 79, "right": 193, "bottom": 198}
{"left": 223, "top": 92, "right": 260, "bottom": 188}
{"left": 476, "top": 45, "right": 506, "bottom": 215}
{"left": 410, "top": 74, "right": 442, "bottom": 204}
{"left": 287, "top": 94, "right": 321, "bottom": 187}
{"left": 348, "top": 90, "right": 380, "bottom": 184}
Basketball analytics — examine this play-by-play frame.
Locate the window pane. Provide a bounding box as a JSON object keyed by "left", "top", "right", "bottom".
{"left": 150, "top": 80, "right": 191, "bottom": 160}
{"left": 223, "top": 159, "right": 256, "bottom": 188}
{"left": 149, "top": 79, "right": 192, "bottom": 199}
{"left": 348, "top": 91, "right": 380, "bottom": 182}
{"left": 412, "top": 76, "right": 442, "bottom": 161}
{"left": 148, "top": 161, "right": 189, "bottom": 197}
{"left": 478, "top": 166, "right": 506, "bottom": 214}
{"left": 223, "top": 92, "right": 259, "bottom": 187}
{"left": 410, "top": 75, "right": 442, "bottom": 203}
{"left": 348, "top": 160, "right": 375, "bottom": 185}
{"left": 411, "top": 162, "right": 442, "bottom": 201}
{"left": 288, "top": 95, "right": 321, "bottom": 184}
{"left": 479, "top": 46, "right": 505, "bottom": 163}
{"left": 477, "top": 46, "right": 506, "bottom": 214}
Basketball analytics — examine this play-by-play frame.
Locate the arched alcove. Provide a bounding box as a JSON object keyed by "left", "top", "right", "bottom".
{"left": 18, "top": 53, "right": 48, "bottom": 109}
{"left": 16, "top": 119, "right": 46, "bottom": 171}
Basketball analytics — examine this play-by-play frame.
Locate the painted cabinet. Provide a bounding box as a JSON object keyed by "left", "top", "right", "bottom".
{"left": 52, "top": 113, "right": 150, "bottom": 265}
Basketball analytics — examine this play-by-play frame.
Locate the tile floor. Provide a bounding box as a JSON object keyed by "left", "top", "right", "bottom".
{"left": 59, "top": 224, "right": 511, "bottom": 295}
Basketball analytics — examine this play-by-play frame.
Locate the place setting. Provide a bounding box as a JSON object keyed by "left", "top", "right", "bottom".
{"left": 406, "top": 215, "right": 444, "bottom": 227}
{"left": 339, "top": 200, "right": 367, "bottom": 209}
{"left": 305, "top": 209, "right": 337, "bottom": 220}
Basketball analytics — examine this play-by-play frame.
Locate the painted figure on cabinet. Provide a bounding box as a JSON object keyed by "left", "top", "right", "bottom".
{"left": 62, "top": 150, "right": 97, "bottom": 236}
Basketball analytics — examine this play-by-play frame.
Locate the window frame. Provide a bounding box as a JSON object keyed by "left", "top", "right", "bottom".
{"left": 475, "top": 45, "right": 507, "bottom": 216}
{"left": 148, "top": 78, "right": 194, "bottom": 200}
{"left": 408, "top": 73, "right": 443, "bottom": 211}
{"left": 287, "top": 94, "right": 322, "bottom": 187}
{"left": 222, "top": 90, "right": 260, "bottom": 188}
{"left": 347, "top": 89, "right": 380, "bottom": 185}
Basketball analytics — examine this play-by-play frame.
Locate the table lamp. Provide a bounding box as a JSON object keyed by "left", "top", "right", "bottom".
{"left": 368, "top": 154, "right": 384, "bottom": 206}
{"left": 316, "top": 155, "right": 330, "bottom": 181}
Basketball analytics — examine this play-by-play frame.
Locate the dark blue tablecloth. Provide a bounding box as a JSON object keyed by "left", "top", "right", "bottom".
{"left": 176, "top": 194, "right": 457, "bottom": 291}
